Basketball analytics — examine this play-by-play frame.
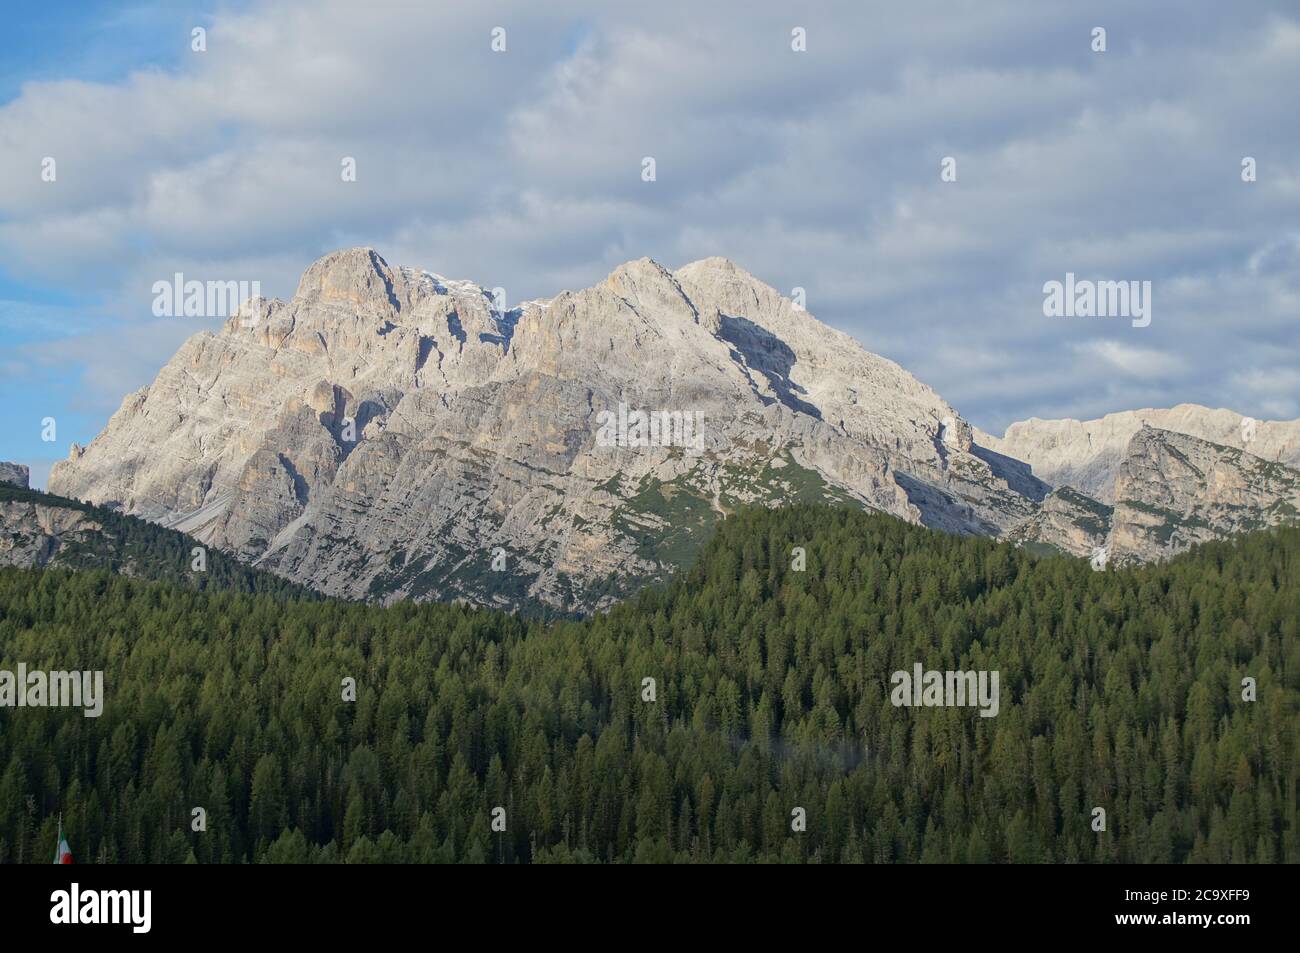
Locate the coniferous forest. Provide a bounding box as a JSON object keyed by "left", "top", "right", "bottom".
{"left": 0, "top": 505, "right": 1295, "bottom": 863}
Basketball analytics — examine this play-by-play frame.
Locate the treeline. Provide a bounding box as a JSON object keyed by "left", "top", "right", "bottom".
{"left": 0, "top": 505, "right": 1295, "bottom": 863}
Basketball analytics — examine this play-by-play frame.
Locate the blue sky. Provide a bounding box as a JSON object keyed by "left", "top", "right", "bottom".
{"left": 1, "top": 0, "right": 1297, "bottom": 488}
{"left": 0, "top": 0, "right": 225, "bottom": 484}
{"left": 0, "top": 2, "right": 199, "bottom": 100}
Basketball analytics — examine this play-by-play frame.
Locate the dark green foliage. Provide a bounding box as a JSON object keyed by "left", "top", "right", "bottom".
{"left": 0, "top": 504, "right": 1295, "bottom": 863}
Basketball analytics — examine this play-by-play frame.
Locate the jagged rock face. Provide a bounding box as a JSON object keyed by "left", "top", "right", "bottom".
{"left": 0, "top": 462, "right": 29, "bottom": 488}
{"left": 40, "top": 250, "right": 1300, "bottom": 601}
{"left": 1107, "top": 427, "right": 1300, "bottom": 563}
{"left": 0, "top": 500, "right": 101, "bottom": 569}
{"left": 1007, "top": 486, "right": 1113, "bottom": 558}
{"left": 977, "top": 404, "right": 1300, "bottom": 504}
{"left": 50, "top": 248, "right": 1039, "bottom": 611}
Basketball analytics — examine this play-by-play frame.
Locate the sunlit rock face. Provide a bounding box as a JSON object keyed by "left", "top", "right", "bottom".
{"left": 56, "top": 249, "right": 1296, "bottom": 609}
{"left": 51, "top": 249, "right": 1039, "bottom": 610}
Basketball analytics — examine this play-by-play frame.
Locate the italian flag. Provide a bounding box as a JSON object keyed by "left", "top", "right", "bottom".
{"left": 54, "top": 818, "right": 73, "bottom": 864}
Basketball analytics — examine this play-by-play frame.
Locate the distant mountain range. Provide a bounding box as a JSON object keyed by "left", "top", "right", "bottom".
{"left": 28, "top": 248, "right": 1300, "bottom": 611}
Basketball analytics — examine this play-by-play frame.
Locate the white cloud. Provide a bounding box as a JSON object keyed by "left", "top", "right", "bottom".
{"left": 0, "top": 0, "right": 1297, "bottom": 442}
{"left": 1073, "top": 340, "right": 1186, "bottom": 379}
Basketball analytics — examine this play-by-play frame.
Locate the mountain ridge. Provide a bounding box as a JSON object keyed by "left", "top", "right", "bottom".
{"left": 0, "top": 480, "right": 317, "bottom": 598}
{"left": 44, "top": 248, "right": 1300, "bottom": 610}
{"left": 49, "top": 248, "right": 1027, "bottom": 611}
{"left": 976, "top": 403, "right": 1300, "bottom": 504}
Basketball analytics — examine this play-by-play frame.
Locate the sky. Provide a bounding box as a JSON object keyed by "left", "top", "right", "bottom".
{"left": 1, "top": 0, "right": 1297, "bottom": 488}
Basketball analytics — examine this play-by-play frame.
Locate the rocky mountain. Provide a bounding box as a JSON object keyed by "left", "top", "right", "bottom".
{"left": 1, "top": 484, "right": 103, "bottom": 570}
{"left": 1005, "top": 485, "right": 1112, "bottom": 558}
{"left": 44, "top": 249, "right": 1300, "bottom": 609}
{"left": 976, "top": 404, "right": 1300, "bottom": 504}
{"left": 1005, "top": 426, "right": 1300, "bottom": 564}
{"left": 49, "top": 248, "right": 1045, "bottom": 612}
{"left": 1107, "top": 426, "right": 1300, "bottom": 563}
{"left": 0, "top": 462, "right": 29, "bottom": 488}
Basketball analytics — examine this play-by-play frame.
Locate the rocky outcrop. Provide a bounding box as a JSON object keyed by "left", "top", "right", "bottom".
{"left": 0, "top": 482, "right": 320, "bottom": 595}
{"left": 49, "top": 249, "right": 1045, "bottom": 612}
{"left": 1002, "top": 426, "right": 1300, "bottom": 562}
{"left": 0, "top": 462, "right": 29, "bottom": 488}
{"left": 0, "top": 498, "right": 103, "bottom": 569}
{"left": 1106, "top": 427, "right": 1300, "bottom": 563}
{"left": 47, "top": 249, "right": 1300, "bottom": 607}
{"left": 1006, "top": 486, "right": 1113, "bottom": 557}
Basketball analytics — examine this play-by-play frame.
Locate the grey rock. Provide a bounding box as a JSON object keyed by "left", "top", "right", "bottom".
{"left": 50, "top": 249, "right": 1040, "bottom": 610}
{"left": 0, "top": 462, "right": 30, "bottom": 488}
{"left": 1006, "top": 486, "right": 1112, "bottom": 557}
{"left": 977, "top": 404, "right": 1300, "bottom": 503}
{"left": 51, "top": 248, "right": 1300, "bottom": 606}
{"left": 1106, "top": 426, "right": 1300, "bottom": 563}
{"left": 0, "top": 499, "right": 101, "bottom": 569}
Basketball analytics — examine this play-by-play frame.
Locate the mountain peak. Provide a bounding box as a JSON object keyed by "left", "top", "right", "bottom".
{"left": 602, "top": 256, "right": 674, "bottom": 286}
{"left": 677, "top": 255, "right": 746, "bottom": 275}
{"left": 302, "top": 245, "right": 385, "bottom": 276}
{"left": 675, "top": 255, "right": 764, "bottom": 291}
{"left": 47, "top": 248, "right": 1075, "bottom": 611}
{"left": 295, "top": 246, "right": 401, "bottom": 313}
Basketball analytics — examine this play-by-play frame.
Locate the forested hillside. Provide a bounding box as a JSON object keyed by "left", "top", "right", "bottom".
{"left": 0, "top": 505, "right": 1295, "bottom": 863}
{"left": 0, "top": 483, "right": 316, "bottom": 600}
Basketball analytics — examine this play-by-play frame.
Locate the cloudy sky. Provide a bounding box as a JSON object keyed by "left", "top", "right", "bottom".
{"left": 2, "top": 0, "right": 1297, "bottom": 486}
